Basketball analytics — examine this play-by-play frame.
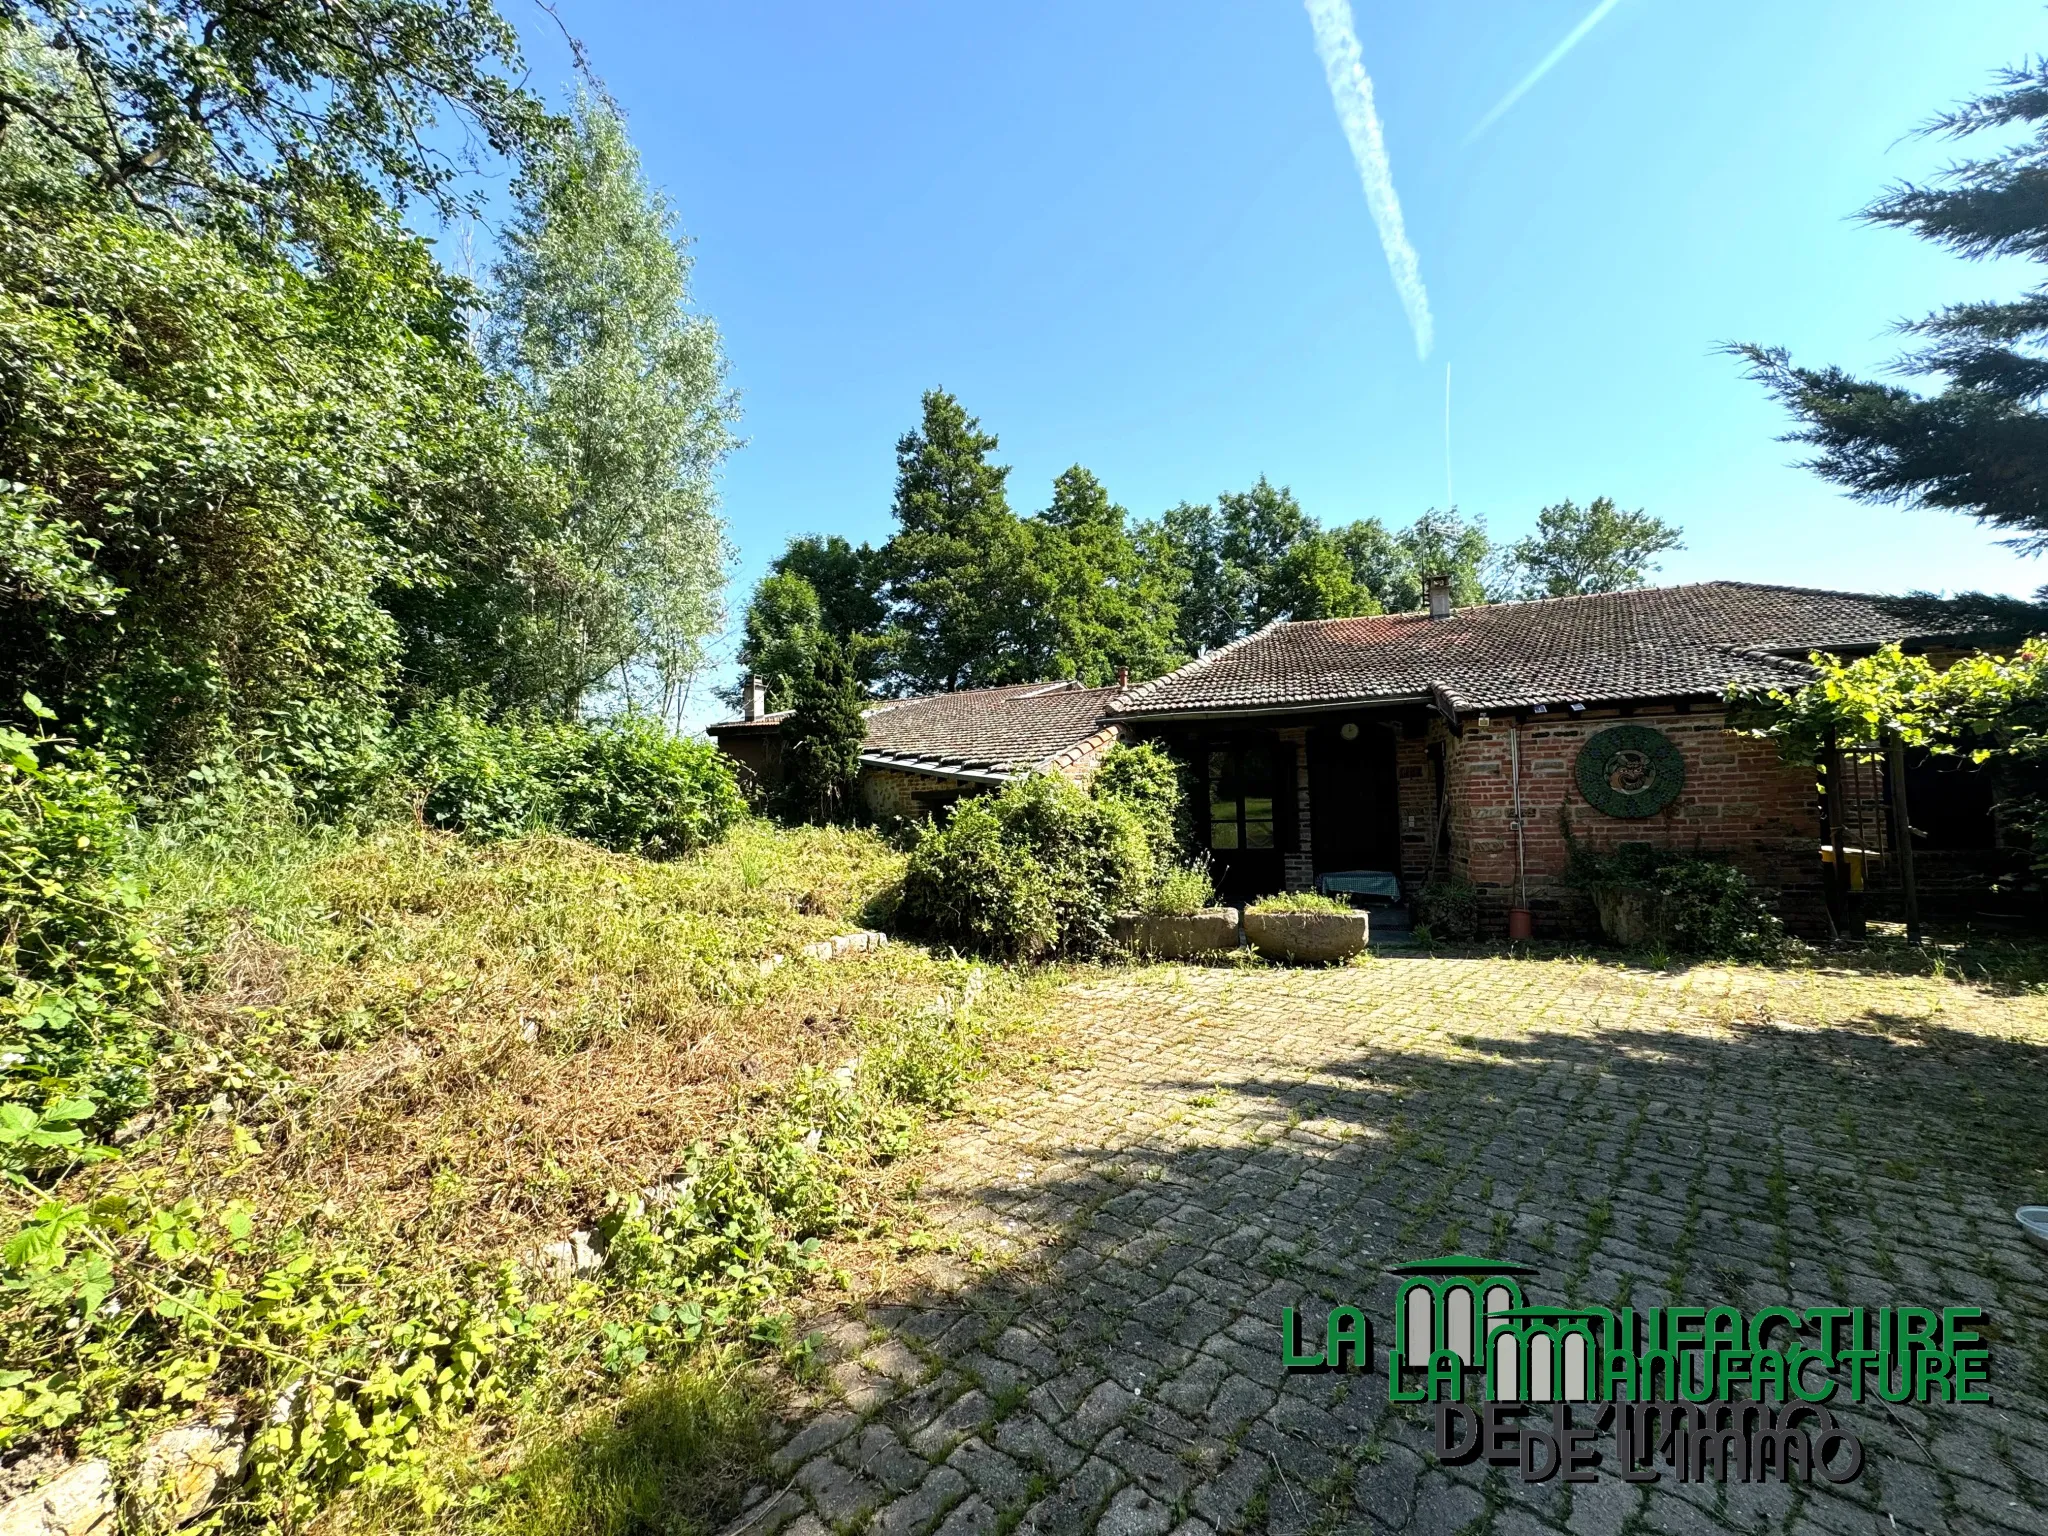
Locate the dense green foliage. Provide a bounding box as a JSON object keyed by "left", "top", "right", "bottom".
{"left": 393, "top": 704, "right": 744, "bottom": 857}
{"left": 735, "top": 387, "right": 1679, "bottom": 702}
{"left": 0, "top": 0, "right": 555, "bottom": 229}
{"left": 898, "top": 774, "right": 1151, "bottom": 959}
{"left": 1, "top": 28, "right": 733, "bottom": 792}
{"left": 1735, "top": 52, "right": 2048, "bottom": 561}
{"left": 1730, "top": 638, "right": 2048, "bottom": 872}
{"left": 1089, "top": 740, "right": 1187, "bottom": 866}
{"left": 0, "top": 716, "right": 157, "bottom": 1176}
{"left": 1507, "top": 497, "right": 1684, "bottom": 598}
{"left": 1413, "top": 876, "right": 1480, "bottom": 942}
{"left": 1563, "top": 837, "right": 1786, "bottom": 960}
{"left": 776, "top": 640, "right": 866, "bottom": 824}
{"left": 0, "top": 182, "right": 530, "bottom": 789}
{"left": 485, "top": 97, "right": 735, "bottom": 723}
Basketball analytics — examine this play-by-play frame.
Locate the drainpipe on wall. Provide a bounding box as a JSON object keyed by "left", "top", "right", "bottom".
{"left": 1508, "top": 718, "right": 1532, "bottom": 939}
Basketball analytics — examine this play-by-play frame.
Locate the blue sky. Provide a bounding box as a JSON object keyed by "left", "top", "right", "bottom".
{"left": 504, "top": 0, "right": 2046, "bottom": 717}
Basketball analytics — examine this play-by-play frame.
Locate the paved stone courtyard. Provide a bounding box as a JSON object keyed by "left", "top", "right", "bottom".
{"left": 738, "top": 954, "right": 2048, "bottom": 1536}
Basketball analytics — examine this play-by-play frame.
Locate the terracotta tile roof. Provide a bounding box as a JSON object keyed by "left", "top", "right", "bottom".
{"left": 860, "top": 681, "right": 1123, "bottom": 778}
{"left": 1107, "top": 582, "right": 2038, "bottom": 719}
{"left": 709, "top": 680, "right": 1124, "bottom": 781}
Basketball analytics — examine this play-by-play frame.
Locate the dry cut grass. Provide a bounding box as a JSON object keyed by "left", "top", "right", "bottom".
{"left": 130, "top": 817, "right": 935, "bottom": 1261}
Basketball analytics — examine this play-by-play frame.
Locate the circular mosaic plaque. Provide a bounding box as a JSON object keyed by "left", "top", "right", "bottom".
{"left": 1574, "top": 724, "right": 1685, "bottom": 818}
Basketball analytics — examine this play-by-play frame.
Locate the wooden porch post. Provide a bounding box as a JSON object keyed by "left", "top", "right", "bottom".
{"left": 1885, "top": 728, "right": 1922, "bottom": 946}
{"left": 1822, "top": 723, "right": 1848, "bottom": 941}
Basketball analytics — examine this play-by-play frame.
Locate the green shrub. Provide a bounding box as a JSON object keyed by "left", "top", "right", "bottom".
{"left": 1246, "top": 890, "right": 1354, "bottom": 915}
{"left": 1562, "top": 827, "right": 1784, "bottom": 959}
{"left": 1091, "top": 741, "right": 1185, "bottom": 864}
{"left": 390, "top": 705, "right": 741, "bottom": 858}
{"left": 1145, "top": 861, "right": 1217, "bottom": 917}
{"left": 1414, "top": 877, "right": 1480, "bottom": 941}
{"left": 553, "top": 717, "right": 745, "bottom": 860}
{"left": 1654, "top": 860, "right": 1786, "bottom": 961}
{"left": 898, "top": 774, "right": 1150, "bottom": 959}
{"left": 0, "top": 715, "right": 158, "bottom": 1172}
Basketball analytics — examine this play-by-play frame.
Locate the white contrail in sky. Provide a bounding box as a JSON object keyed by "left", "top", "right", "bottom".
{"left": 1468, "top": 0, "right": 1629, "bottom": 143}
{"left": 1303, "top": 0, "right": 1433, "bottom": 360}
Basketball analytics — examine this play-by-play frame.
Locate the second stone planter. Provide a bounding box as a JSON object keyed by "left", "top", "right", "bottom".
{"left": 1241, "top": 908, "right": 1369, "bottom": 964}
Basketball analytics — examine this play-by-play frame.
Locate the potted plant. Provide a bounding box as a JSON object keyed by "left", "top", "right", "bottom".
{"left": 1241, "top": 891, "right": 1369, "bottom": 964}
{"left": 1113, "top": 862, "right": 1242, "bottom": 958}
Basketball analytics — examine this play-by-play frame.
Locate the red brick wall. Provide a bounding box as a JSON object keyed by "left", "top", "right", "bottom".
{"left": 1442, "top": 708, "right": 1828, "bottom": 940}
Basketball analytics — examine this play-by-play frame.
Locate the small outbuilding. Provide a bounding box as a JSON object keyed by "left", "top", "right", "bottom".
{"left": 707, "top": 678, "right": 1124, "bottom": 822}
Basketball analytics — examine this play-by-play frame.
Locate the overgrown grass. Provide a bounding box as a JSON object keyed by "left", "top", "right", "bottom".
{"left": 1245, "top": 890, "right": 1354, "bottom": 915}
{"left": 485, "top": 1359, "right": 775, "bottom": 1536}
{"left": 3, "top": 810, "right": 1067, "bottom": 1532}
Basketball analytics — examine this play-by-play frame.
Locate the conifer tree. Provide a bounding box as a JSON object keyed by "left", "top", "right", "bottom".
{"left": 1737, "top": 57, "right": 2048, "bottom": 561}
{"left": 883, "top": 390, "right": 1044, "bottom": 691}
{"left": 779, "top": 637, "right": 866, "bottom": 824}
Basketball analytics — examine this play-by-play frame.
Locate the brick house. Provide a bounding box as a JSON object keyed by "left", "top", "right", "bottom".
{"left": 708, "top": 678, "right": 1124, "bottom": 822}
{"left": 1103, "top": 581, "right": 2034, "bottom": 937}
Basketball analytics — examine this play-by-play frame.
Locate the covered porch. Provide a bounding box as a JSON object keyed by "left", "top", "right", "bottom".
{"left": 1132, "top": 704, "right": 1448, "bottom": 910}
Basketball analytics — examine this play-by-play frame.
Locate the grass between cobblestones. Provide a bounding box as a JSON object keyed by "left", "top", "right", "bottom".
{"left": 738, "top": 947, "right": 2048, "bottom": 1536}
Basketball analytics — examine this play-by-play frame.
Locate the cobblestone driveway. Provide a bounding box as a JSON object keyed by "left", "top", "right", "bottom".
{"left": 740, "top": 954, "right": 2048, "bottom": 1536}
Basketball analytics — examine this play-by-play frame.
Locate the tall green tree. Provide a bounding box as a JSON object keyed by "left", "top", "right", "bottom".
{"left": 1396, "top": 509, "right": 1497, "bottom": 609}
{"left": 884, "top": 390, "right": 1044, "bottom": 692}
{"left": 0, "top": 2, "right": 555, "bottom": 232}
{"left": 0, "top": 136, "right": 550, "bottom": 791}
{"left": 731, "top": 570, "right": 825, "bottom": 712}
{"left": 485, "top": 95, "right": 736, "bottom": 723}
{"left": 1223, "top": 477, "right": 1316, "bottom": 628}
{"left": 1266, "top": 532, "right": 1374, "bottom": 621}
{"left": 776, "top": 534, "right": 888, "bottom": 645}
{"left": 1033, "top": 466, "right": 1183, "bottom": 684}
{"left": 779, "top": 637, "right": 866, "bottom": 824}
{"left": 1139, "top": 501, "right": 1236, "bottom": 656}
{"left": 1507, "top": 497, "right": 1683, "bottom": 598}
{"left": 1736, "top": 56, "right": 2048, "bottom": 561}
{"left": 1328, "top": 518, "right": 1417, "bottom": 612}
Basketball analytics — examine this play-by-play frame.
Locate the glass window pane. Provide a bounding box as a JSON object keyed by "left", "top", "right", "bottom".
{"left": 1244, "top": 795, "right": 1274, "bottom": 820}
{"left": 1208, "top": 751, "right": 1235, "bottom": 819}
{"left": 1246, "top": 819, "right": 1275, "bottom": 850}
{"left": 1210, "top": 820, "right": 1240, "bottom": 850}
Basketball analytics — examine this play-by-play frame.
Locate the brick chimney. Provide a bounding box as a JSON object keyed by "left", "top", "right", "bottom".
{"left": 1425, "top": 573, "right": 1453, "bottom": 620}
{"left": 743, "top": 674, "right": 767, "bottom": 720}
{"left": 1116, "top": 666, "right": 1130, "bottom": 690}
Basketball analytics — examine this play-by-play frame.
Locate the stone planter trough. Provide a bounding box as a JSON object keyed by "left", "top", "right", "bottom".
{"left": 1112, "top": 908, "right": 1241, "bottom": 958}
{"left": 1592, "top": 886, "right": 1659, "bottom": 948}
{"left": 1241, "top": 909, "right": 1368, "bottom": 964}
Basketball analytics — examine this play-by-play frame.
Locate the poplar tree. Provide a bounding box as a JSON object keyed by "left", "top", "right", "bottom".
{"left": 486, "top": 95, "right": 736, "bottom": 722}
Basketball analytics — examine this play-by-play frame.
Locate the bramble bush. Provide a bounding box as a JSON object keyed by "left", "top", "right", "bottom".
{"left": 1, "top": 706, "right": 157, "bottom": 1180}
{"left": 390, "top": 704, "right": 743, "bottom": 858}
{"left": 898, "top": 774, "right": 1150, "bottom": 960}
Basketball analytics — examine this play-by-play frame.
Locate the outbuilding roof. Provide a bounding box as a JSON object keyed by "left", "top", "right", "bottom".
{"left": 1106, "top": 582, "right": 2040, "bottom": 720}
{"left": 708, "top": 679, "right": 1123, "bottom": 783}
